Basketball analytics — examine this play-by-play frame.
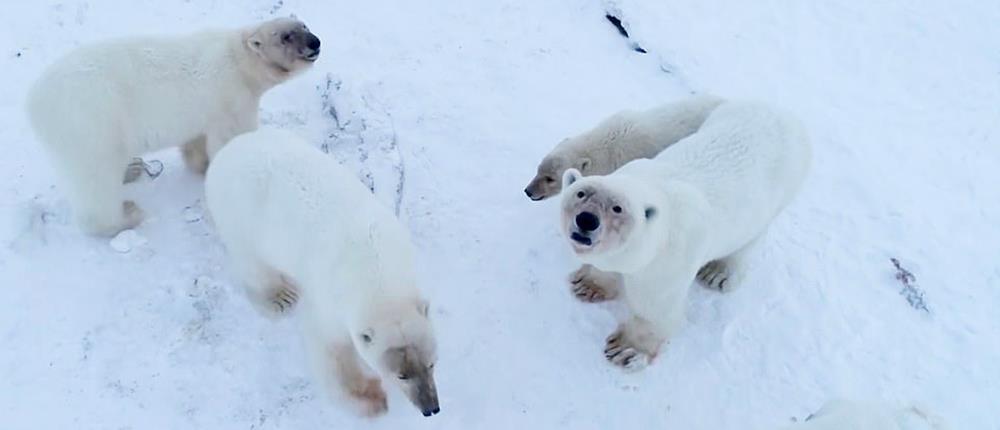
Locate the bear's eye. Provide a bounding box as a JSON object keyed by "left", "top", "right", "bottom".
{"left": 281, "top": 33, "right": 293, "bottom": 43}
{"left": 576, "top": 191, "right": 585, "bottom": 199}
{"left": 398, "top": 374, "right": 409, "bottom": 380}
{"left": 544, "top": 176, "right": 555, "bottom": 183}
{"left": 612, "top": 205, "right": 622, "bottom": 214}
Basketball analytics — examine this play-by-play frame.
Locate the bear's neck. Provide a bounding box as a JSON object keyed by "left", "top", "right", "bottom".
{"left": 231, "top": 31, "right": 289, "bottom": 95}
{"left": 348, "top": 295, "right": 423, "bottom": 334}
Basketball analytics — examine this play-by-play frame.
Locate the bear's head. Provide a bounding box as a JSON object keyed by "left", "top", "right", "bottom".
{"left": 245, "top": 17, "right": 321, "bottom": 82}
{"left": 355, "top": 299, "right": 440, "bottom": 417}
{"left": 560, "top": 168, "right": 665, "bottom": 272}
{"left": 524, "top": 145, "right": 591, "bottom": 201}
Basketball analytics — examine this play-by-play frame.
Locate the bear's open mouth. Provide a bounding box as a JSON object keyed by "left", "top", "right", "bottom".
{"left": 570, "top": 231, "right": 592, "bottom": 246}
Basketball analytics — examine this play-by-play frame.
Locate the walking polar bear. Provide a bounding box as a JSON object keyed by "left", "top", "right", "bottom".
{"left": 560, "top": 101, "right": 811, "bottom": 370}
{"left": 778, "top": 400, "right": 946, "bottom": 430}
{"left": 26, "top": 17, "right": 320, "bottom": 236}
{"left": 205, "top": 129, "right": 439, "bottom": 418}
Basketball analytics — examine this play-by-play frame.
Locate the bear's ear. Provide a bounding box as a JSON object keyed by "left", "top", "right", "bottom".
{"left": 578, "top": 157, "right": 591, "bottom": 173}
{"left": 644, "top": 206, "right": 658, "bottom": 221}
{"left": 246, "top": 32, "right": 264, "bottom": 53}
{"left": 562, "top": 168, "right": 582, "bottom": 188}
{"left": 417, "top": 299, "right": 430, "bottom": 318}
{"left": 359, "top": 329, "right": 374, "bottom": 345}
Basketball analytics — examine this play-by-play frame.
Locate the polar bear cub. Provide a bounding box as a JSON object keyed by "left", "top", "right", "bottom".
{"left": 560, "top": 101, "right": 810, "bottom": 370}
{"left": 205, "top": 129, "right": 439, "bottom": 418}
{"left": 778, "top": 400, "right": 946, "bottom": 430}
{"left": 524, "top": 94, "right": 723, "bottom": 201}
{"left": 27, "top": 17, "right": 320, "bottom": 236}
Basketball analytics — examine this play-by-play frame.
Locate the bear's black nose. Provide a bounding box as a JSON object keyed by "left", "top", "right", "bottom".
{"left": 575, "top": 211, "right": 600, "bottom": 232}
{"left": 306, "top": 34, "right": 321, "bottom": 50}
{"left": 524, "top": 188, "right": 534, "bottom": 198}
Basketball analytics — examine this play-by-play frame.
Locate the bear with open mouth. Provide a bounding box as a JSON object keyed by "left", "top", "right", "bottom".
{"left": 560, "top": 100, "right": 811, "bottom": 371}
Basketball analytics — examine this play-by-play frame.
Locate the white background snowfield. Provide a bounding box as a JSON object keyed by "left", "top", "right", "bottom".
{"left": 1, "top": 1, "right": 997, "bottom": 429}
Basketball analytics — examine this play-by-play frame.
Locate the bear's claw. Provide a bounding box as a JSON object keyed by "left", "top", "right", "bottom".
{"left": 269, "top": 283, "right": 299, "bottom": 313}
{"left": 697, "top": 260, "right": 731, "bottom": 292}
{"left": 571, "top": 281, "right": 612, "bottom": 302}
{"left": 604, "top": 329, "right": 651, "bottom": 371}
{"left": 568, "top": 265, "right": 620, "bottom": 303}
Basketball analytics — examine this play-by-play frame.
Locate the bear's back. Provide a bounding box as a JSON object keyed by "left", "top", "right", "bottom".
{"left": 644, "top": 101, "right": 809, "bottom": 212}
{"left": 207, "top": 130, "right": 398, "bottom": 268}
{"left": 614, "top": 101, "right": 809, "bottom": 255}
{"left": 208, "top": 128, "right": 381, "bottom": 232}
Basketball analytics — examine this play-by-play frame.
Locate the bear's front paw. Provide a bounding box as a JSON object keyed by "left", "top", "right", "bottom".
{"left": 349, "top": 378, "right": 388, "bottom": 418}
{"left": 604, "top": 328, "right": 654, "bottom": 372}
{"left": 568, "top": 265, "right": 620, "bottom": 303}
{"left": 697, "top": 260, "right": 733, "bottom": 292}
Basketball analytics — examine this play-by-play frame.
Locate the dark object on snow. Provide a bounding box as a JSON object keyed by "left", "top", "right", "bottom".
{"left": 269, "top": 0, "right": 284, "bottom": 15}
{"left": 605, "top": 14, "right": 630, "bottom": 37}
{"left": 123, "top": 157, "right": 164, "bottom": 183}
{"left": 890, "top": 258, "right": 930, "bottom": 314}
{"left": 604, "top": 13, "right": 647, "bottom": 54}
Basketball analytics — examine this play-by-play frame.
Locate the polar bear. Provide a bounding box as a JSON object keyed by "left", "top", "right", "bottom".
{"left": 26, "top": 17, "right": 320, "bottom": 236}
{"left": 778, "top": 400, "right": 946, "bottom": 430}
{"left": 523, "top": 94, "right": 723, "bottom": 201}
{"left": 205, "top": 129, "right": 439, "bottom": 418}
{"left": 559, "top": 101, "right": 810, "bottom": 370}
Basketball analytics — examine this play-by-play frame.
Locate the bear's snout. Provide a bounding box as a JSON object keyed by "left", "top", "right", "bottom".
{"left": 525, "top": 188, "right": 541, "bottom": 200}
{"left": 300, "top": 33, "right": 321, "bottom": 61}
{"left": 575, "top": 211, "right": 600, "bottom": 232}
{"left": 306, "top": 33, "right": 321, "bottom": 51}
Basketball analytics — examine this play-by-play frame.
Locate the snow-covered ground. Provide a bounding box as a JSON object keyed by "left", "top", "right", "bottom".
{"left": 1, "top": 0, "right": 997, "bottom": 428}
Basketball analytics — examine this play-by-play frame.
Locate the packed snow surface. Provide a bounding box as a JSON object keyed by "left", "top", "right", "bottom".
{"left": 1, "top": 1, "right": 997, "bottom": 429}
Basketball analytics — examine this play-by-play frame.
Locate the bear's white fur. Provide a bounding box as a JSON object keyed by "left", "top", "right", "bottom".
{"left": 26, "top": 17, "right": 319, "bottom": 236}
{"left": 560, "top": 101, "right": 811, "bottom": 370}
{"left": 205, "top": 129, "right": 439, "bottom": 418}
{"left": 778, "top": 400, "right": 946, "bottom": 430}
{"left": 524, "top": 94, "right": 724, "bottom": 201}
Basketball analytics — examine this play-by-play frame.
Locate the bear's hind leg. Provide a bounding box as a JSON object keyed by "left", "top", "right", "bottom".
{"left": 568, "top": 264, "right": 622, "bottom": 303}
{"left": 305, "top": 332, "right": 388, "bottom": 417}
{"left": 696, "top": 260, "right": 733, "bottom": 291}
{"left": 63, "top": 153, "right": 145, "bottom": 236}
{"left": 696, "top": 236, "right": 762, "bottom": 292}
{"left": 181, "top": 135, "right": 209, "bottom": 175}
